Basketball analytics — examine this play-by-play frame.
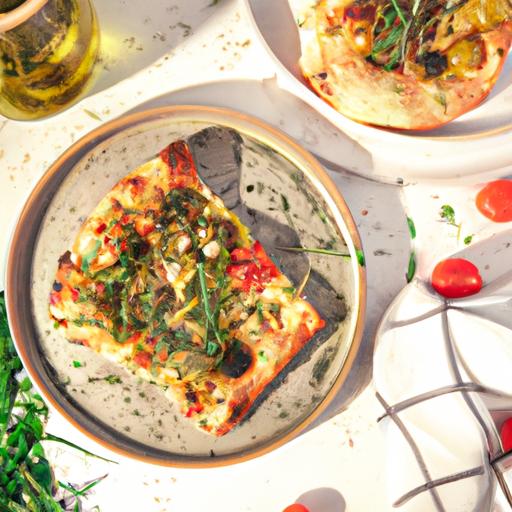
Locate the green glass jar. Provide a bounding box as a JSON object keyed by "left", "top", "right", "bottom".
{"left": 0, "top": 0, "right": 99, "bottom": 120}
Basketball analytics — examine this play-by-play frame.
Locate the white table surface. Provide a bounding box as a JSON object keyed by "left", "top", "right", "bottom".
{"left": 1, "top": 1, "right": 511, "bottom": 510}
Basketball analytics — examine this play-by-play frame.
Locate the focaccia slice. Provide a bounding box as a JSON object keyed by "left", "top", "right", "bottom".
{"left": 49, "top": 139, "right": 325, "bottom": 436}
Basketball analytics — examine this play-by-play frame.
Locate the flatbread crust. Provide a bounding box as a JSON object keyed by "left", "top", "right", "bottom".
{"left": 49, "top": 140, "right": 325, "bottom": 436}
{"left": 298, "top": 0, "right": 512, "bottom": 129}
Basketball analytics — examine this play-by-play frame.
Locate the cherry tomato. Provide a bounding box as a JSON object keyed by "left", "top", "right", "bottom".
{"left": 501, "top": 418, "right": 512, "bottom": 453}
{"left": 282, "top": 504, "right": 310, "bottom": 512}
{"left": 476, "top": 179, "right": 512, "bottom": 223}
{"left": 431, "top": 258, "right": 483, "bottom": 298}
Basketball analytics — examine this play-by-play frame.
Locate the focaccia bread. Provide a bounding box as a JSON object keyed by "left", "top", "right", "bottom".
{"left": 49, "top": 139, "right": 325, "bottom": 436}
{"left": 296, "top": 0, "right": 512, "bottom": 129}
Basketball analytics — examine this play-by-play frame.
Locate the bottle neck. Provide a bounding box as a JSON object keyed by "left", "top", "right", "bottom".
{"left": 0, "top": 1, "right": 26, "bottom": 15}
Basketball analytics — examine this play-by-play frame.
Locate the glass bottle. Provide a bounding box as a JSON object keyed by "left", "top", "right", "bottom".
{"left": 0, "top": 0, "right": 99, "bottom": 120}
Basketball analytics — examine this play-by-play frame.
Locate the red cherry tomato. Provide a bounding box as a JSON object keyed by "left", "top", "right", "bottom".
{"left": 431, "top": 258, "right": 483, "bottom": 298}
{"left": 283, "top": 505, "right": 310, "bottom": 512}
{"left": 501, "top": 418, "right": 512, "bottom": 453}
{"left": 476, "top": 179, "right": 512, "bottom": 223}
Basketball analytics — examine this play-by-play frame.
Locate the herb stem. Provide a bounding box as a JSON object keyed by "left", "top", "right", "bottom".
{"left": 197, "top": 262, "right": 224, "bottom": 352}
{"left": 276, "top": 246, "right": 350, "bottom": 258}
{"left": 390, "top": 0, "right": 408, "bottom": 26}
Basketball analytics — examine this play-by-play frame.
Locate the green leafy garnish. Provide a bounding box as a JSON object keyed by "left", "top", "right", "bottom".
{"left": 197, "top": 260, "right": 225, "bottom": 355}
{"left": 464, "top": 235, "right": 473, "bottom": 245}
{"left": 407, "top": 216, "right": 416, "bottom": 239}
{"left": 257, "top": 351, "right": 268, "bottom": 363}
{"left": 72, "top": 360, "right": 82, "bottom": 368}
{"left": 440, "top": 204, "right": 463, "bottom": 240}
{"left": 356, "top": 249, "right": 366, "bottom": 267}
{"left": 256, "top": 301, "right": 264, "bottom": 324}
{"left": 406, "top": 251, "right": 416, "bottom": 283}
{"left": 440, "top": 204, "right": 456, "bottom": 224}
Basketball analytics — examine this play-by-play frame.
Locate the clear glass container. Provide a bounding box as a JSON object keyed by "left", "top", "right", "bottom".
{"left": 0, "top": 0, "right": 99, "bottom": 120}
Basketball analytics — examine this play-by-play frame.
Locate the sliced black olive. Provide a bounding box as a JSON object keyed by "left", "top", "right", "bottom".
{"left": 220, "top": 341, "right": 253, "bottom": 379}
{"left": 421, "top": 51, "right": 448, "bottom": 78}
{"left": 52, "top": 281, "right": 63, "bottom": 292}
{"left": 185, "top": 390, "right": 198, "bottom": 403}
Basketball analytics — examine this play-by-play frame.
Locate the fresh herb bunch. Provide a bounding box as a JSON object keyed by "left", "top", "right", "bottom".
{"left": 0, "top": 293, "right": 108, "bottom": 512}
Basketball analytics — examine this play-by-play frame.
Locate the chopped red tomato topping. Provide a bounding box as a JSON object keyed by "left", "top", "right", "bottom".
{"left": 185, "top": 402, "right": 204, "bottom": 417}
{"left": 157, "top": 347, "right": 168, "bottom": 363}
{"left": 70, "top": 288, "right": 80, "bottom": 302}
{"left": 110, "top": 223, "right": 123, "bottom": 238}
{"left": 120, "top": 214, "right": 131, "bottom": 226}
{"left": 133, "top": 351, "right": 151, "bottom": 369}
{"left": 95, "top": 222, "right": 107, "bottom": 234}
{"left": 125, "top": 332, "right": 142, "bottom": 344}
{"left": 226, "top": 241, "right": 279, "bottom": 292}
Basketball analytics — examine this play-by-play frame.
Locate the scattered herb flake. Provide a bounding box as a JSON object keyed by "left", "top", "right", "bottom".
{"left": 356, "top": 249, "right": 366, "bottom": 267}
{"left": 72, "top": 360, "right": 83, "bottom": 368}
{"left": 257, "top": 350, "right": 268, "bottom": 363}
{"left": 464, "top": 234, "right": 473, "bottom": 245}
{"left": 83, "top": 108, "right": 102, "bottom": 121}
{"left": 280, "top": 194, "right": 290, "bottom": 212}
{"left": 256, "top": 301, "right": 264, "bottom": 324}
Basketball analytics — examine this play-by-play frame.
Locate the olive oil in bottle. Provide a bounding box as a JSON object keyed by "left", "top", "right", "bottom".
{"left": 0, "top": 0, "right": 99, "bottom": 120}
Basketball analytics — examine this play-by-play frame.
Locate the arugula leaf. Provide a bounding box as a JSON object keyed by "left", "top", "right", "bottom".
{"left": 372, "top": 24, "right": 404, "bottom": 55}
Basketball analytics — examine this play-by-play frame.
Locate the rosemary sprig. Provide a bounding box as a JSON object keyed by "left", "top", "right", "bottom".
{"left": 276, "top": 246, "right": 350, "bottom": 257}
{"left": 0, "top": 293, "right": 109, "bottom": 511}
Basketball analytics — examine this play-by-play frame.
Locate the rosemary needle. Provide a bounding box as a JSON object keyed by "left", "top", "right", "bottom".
{"left": 276, "top": 246, "right": 351, "bottom": 258}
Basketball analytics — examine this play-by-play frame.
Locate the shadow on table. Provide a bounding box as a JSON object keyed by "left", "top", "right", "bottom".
{"left": 126, "top": 78, "right": 411, "bottom": 431}
{"left": 296, "top": 488, "right": 346, "bottom": 512}
{"left": 87, "top": 0, "right": 232, "bottom": 97}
